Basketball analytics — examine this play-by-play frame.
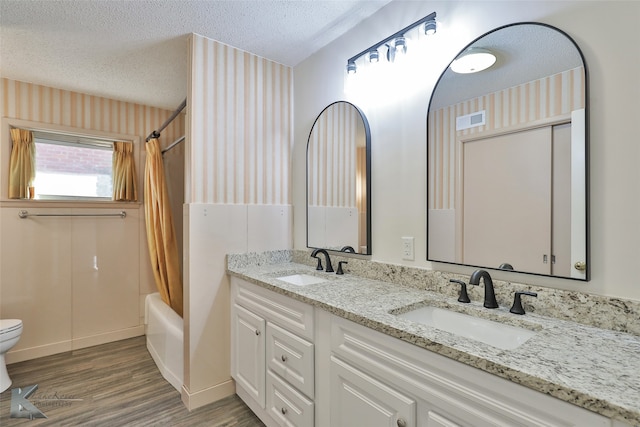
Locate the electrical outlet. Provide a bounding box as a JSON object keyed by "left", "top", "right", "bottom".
{"left": 402, "top": 237, "right": 414, "bottom": 261}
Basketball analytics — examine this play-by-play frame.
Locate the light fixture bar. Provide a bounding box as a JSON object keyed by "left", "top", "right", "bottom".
{"left": 346, "top": 12, "right": 436, "bottom": 69}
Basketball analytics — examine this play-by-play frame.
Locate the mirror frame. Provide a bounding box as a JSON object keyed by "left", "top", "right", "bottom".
{"left": 426, "top": 22, "right": 590, "bottom": 280}
{"left": 306, "top": 101, "right": 372, "bottom": 255}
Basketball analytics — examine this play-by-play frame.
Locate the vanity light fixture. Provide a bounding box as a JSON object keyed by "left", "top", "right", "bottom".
{"left": 347, "top": 61, "right": 357, "bottom": 74}
{"left": 424, "top": 18, "right": 437, "bottom": 36}
{"left": 450, "top": 48, "right": 497, "bottom": 74}
{"left": 345, "top": 11, "right": 436, "bottom": 74}
{"left": 387, "top": 36, "right": 408, "bottom": 63}
{"left": 394, "top": 36, "right": 407, "bottom": 55}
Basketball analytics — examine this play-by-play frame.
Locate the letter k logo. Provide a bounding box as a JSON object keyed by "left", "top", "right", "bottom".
{"left": 10, "top": 384, "right": 47, "bottom": 419}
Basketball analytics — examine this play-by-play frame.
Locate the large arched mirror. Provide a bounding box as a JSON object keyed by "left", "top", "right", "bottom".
{"left": 427, "top": 23, "right": 589, "bottom": 280}
{"left": 307, "top": 101, "right": 371, "bottom": 255}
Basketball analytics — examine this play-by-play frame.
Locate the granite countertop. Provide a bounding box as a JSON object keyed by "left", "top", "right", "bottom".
{"left": 227, "top": 257, "right": 640, "bottom": 426}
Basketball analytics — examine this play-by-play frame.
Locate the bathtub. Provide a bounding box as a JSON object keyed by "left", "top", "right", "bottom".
{"left": 145, "top": 292, "right": 183, "bottom": 392}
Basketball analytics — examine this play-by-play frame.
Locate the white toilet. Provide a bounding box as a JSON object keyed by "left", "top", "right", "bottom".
{"left": 0, "top": 319, "right": 23, "bottom": 393}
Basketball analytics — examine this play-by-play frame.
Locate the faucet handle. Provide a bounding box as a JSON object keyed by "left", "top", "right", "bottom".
{"left": 450, "top": 279, "right": 474, "bottom": 303}
{"left": 510, "top": 291, "right": 538, "bottom": 315}
{"left": 312, "top": 256, "right": 323, "bottom": 271}
{"left": 336, "top": 261, "right": 348, "bottom": 275}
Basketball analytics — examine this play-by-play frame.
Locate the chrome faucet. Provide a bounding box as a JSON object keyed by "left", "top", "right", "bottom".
{"left": 311, "top": 249, "right": 334, "bottom": 273}
{"left": 469, "top": 269, "right": 498, "bottom": 308}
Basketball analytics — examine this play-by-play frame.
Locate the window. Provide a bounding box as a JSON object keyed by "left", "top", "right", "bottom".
{"left": 32, "top": 131, "right": 114, "bottom": 200}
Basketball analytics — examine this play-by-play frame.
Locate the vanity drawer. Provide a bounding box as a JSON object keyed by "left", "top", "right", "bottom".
{"left": 267, "top": 370, "right": 314, "bottom": 427}
{"left": 267, "top": 322, "right": 315, "bottom": 399}
{"left": 231, "top": 277, "right": 314, "bottom": 340}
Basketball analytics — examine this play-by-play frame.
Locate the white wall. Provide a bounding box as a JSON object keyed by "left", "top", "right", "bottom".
{"left": 293, "top": 1, "right": 640, "bottom": 300}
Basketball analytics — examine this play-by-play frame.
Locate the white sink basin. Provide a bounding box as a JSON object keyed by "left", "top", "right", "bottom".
{"left": 397, "top": 306, "right": 536, "bottom": 350}
{"left": 277, "top": 274, "right": 327, "bottom": 286}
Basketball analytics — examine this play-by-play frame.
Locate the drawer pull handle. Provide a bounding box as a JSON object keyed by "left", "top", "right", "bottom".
{"left": 281, "top": 407, "right": 288, "bottom": 415}
{"left": 281, "top": 354, "right": 287, "bottom": 362}
{"left": 397, "top": 418, "right": 407, "bottom": 427}
{"left": 255, "top": 330, "right": 261, "bottom": 336}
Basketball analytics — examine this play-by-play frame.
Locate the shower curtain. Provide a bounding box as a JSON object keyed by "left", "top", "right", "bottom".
{"left": 144, "top": 138, "right": 183, "bottom": 317}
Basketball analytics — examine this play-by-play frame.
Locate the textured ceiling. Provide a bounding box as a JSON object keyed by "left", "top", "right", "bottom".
{"left": 0, "top": 0, "right": 391, "bottom": 110}
{"left": 432, "top": 24, "right": 584, "bottom": 109}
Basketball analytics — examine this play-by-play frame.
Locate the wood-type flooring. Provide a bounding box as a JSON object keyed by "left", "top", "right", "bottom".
{"left": 0, "top": 336, "right": 264, "bottom": 426}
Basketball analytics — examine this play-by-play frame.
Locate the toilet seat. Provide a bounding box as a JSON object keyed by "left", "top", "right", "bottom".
{"left": 0, "top": 319, "right": 23, "bottom": 341}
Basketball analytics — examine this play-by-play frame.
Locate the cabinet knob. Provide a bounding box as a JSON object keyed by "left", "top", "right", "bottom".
{"left": 255, "top": 330, "right": 261, "bottom": 336}
{"left": 281, "top": 354, "right": 287, "bottom": 362}
{"left": 281, "top": 407, "right": 287, "bottom": 415}
{"left": 397, "top": 418, "right": 407, "bottom": 427}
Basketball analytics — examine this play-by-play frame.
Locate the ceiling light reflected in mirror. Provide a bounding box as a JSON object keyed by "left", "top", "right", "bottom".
{"left": 450, "top": 48, "right": 497, "bottom": 74}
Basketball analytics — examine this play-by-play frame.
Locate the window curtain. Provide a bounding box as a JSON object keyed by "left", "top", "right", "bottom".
{"left": 8, "top": 128, "right": 36, "bottom": 199}
{"left": 144, "top": 138, "right": 183, "bottom": 317}
{"left": 112, "top": 141, "right": 137, "bottom": 201}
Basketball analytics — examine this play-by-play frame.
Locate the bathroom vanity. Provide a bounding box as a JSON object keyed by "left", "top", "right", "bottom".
{"left": 228, "top": 251, "right": 639, "bottom": 427}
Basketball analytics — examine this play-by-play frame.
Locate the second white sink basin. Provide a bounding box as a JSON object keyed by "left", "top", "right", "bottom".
{"left": 277, "top": 274, "right": 327, "bottom": 286}
{"left": 397, "top": 306, "right": 536, "bottom": 350}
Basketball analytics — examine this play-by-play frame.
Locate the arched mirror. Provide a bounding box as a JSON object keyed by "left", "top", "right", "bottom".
{"left": 427, "top": 23, "right": 589, "bottom": 280}
{"left": 307, "top": 101, "right": 371, "bottom": 255}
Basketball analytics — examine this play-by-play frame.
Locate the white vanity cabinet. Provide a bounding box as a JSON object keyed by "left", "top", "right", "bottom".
{"left": 231, "top": 277, "right": 315, "bottom": 427}
{"left": 329, "top": 315, "right": 611, "bottom": 427}
{"left": 229, "top": 275, "right": 633, "bottom": 426}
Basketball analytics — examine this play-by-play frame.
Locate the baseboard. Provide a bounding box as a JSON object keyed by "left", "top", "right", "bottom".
{"left": 6, "top": 341, "right": 72, "bottom": 364}
{"left": 6, "top": 325, "right": 145, "bottom": 364}
{"left": 72, "top": 326, "right": 145, "bottom": 350}
{"left": 181, "top": 379, "right": 236, "bottom": 410}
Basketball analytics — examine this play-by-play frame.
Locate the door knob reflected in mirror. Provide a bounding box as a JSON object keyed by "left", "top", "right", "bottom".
{"left": 574, "top": 262, "right": 586, "bottom": 271}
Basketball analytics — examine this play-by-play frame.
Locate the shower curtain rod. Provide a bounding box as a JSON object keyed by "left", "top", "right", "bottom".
{"left": 146, "top": 98, "right": 187, "bottom": 142}
{"left": 162, "top": 135, "right": 185, "bottom": 155}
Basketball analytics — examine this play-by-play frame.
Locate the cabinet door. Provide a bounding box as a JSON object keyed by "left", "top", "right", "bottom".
{"left": 72, "top": 208, "right": 140, "bottom": 338}
{"left": 0, "top": 209, "right": 72, "bottom": 355}
{"left": 330, "top": 356, "right": 416, "bottom": 427}
{"left": 232, "top": 303, "right": 266, "bottom": 408}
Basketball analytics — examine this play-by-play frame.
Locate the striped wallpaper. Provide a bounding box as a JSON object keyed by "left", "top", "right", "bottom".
{"left": 187, "top": 33, "right": 293, "bottom": 205}
{"left": 428, "top": 66, "right": 585, "bottom": 210}
{"left": 1, "top": 78, "right": 184, "bottom": 147}
{"left": 307, "top": 102, "right": 363, "bottom": 208}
